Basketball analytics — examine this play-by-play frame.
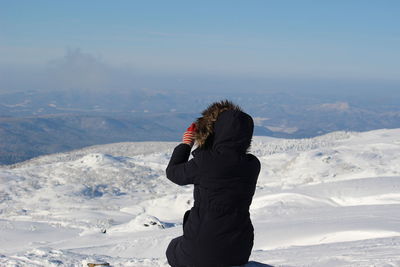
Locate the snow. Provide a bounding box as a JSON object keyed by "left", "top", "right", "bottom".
{"left": 1, "top": 129, "right": 400, "bottom": 266}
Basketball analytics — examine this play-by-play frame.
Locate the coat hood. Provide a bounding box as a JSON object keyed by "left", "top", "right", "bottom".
{"left": 212, "top": 109, "right": 254, "bottom": 153}
{"left": 194, "top": 100, "right": 253, "bottom": 153}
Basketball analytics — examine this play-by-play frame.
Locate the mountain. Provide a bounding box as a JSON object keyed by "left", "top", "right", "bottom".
{"left": 0, "top": 113, "right": 189, "bottom": 165}
{"left": 1, "top": 89, "right": 400, "bottom": 165}
{"left": 1, "top": 129, "right": 399, "bottom": 266}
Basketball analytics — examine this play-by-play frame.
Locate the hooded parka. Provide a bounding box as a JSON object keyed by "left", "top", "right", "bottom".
{"left": 165, "top": 109, "right": 261, "bottom": 267}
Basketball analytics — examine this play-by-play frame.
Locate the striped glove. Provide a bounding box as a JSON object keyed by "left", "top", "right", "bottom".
{"left": 182, "top": 123, "right": 197, "bottom": 147}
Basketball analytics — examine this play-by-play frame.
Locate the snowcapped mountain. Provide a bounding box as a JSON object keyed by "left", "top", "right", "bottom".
{"left": 1, "top": 129, "right": 400, "bottom": 266}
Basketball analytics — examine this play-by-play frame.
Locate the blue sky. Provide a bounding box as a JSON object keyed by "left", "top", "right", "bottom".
{"left": 1, "top": 0, "right": 400, "bottom": 89}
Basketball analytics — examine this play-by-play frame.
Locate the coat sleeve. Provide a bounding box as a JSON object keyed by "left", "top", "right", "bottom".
{"left": 166, "top": 143, "right": 199, "bottom": 186}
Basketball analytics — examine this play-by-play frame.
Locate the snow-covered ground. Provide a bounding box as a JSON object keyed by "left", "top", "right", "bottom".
{"left": 1, "top": 129, "right": 400, "bottom": 267}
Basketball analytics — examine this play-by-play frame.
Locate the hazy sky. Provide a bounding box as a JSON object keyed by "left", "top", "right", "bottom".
{"left": 1, "top": 1, "right": 400, "bottom": 92}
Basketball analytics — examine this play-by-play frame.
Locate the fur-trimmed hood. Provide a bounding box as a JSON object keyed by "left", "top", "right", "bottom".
{"left": 194, "top": 100, "right": 254, "bottom": 152}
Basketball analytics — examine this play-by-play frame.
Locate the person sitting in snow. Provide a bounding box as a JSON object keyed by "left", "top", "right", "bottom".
{"left": 165, "top": 100, "right": 261, "bottom": 267}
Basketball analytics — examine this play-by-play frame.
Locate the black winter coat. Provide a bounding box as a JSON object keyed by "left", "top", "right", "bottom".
{"left": 165, "top": 110, "right": 261, "bottom": 267}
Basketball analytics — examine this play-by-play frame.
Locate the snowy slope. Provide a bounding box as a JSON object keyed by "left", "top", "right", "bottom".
{"left": 1, "top": 129, "right": 400, "bottom": 266}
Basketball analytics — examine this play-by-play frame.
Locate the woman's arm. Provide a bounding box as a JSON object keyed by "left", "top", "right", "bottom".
{"left": 166, "top": 143, "right": 199, "bottom": 185}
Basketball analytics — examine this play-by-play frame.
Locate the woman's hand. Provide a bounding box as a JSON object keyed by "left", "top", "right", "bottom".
{"left": 182, "top": 123, "right": 196, "bottom": 147}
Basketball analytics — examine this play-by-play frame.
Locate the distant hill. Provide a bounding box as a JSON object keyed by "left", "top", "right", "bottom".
{"left": 0, "top": 113, "right": 186, "bottom": 165}
{"left": 1, "top": 89, "right": 399, "bottom": 164}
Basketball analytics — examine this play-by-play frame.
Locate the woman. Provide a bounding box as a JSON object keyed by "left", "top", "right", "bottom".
{"left": 165, "top": 100, "right": 261, "bottom": 267}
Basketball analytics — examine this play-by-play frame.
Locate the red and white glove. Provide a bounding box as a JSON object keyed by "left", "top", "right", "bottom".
{"left": 182, "top": 123, "right": 196, "bottom": 147}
